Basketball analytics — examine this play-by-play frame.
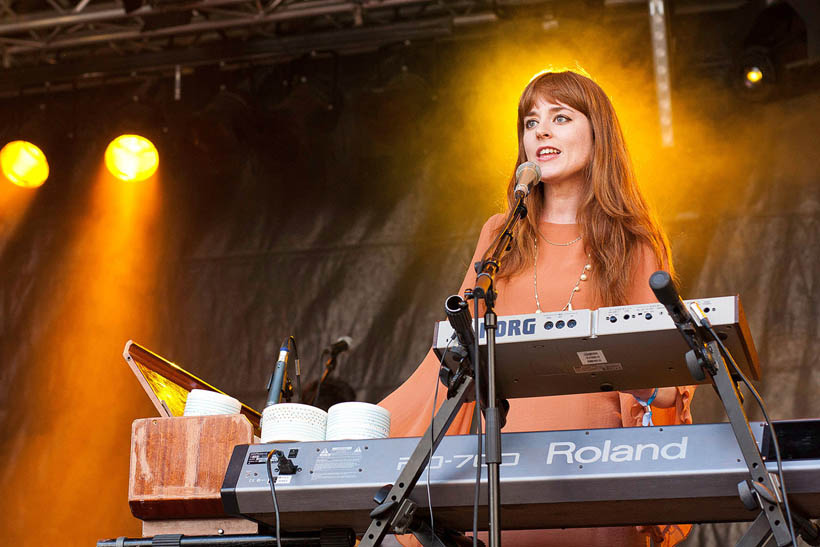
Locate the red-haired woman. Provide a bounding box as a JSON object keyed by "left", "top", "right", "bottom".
{"left": 380, "top": 70, "right": 695, "bottom": 546}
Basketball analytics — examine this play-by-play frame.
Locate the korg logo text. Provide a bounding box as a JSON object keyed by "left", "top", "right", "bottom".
{"left": 478, "top": 318, "right": 536, "bottom": 339}
{"left": 546, "top": 437, "right": 688, "bottom": 464}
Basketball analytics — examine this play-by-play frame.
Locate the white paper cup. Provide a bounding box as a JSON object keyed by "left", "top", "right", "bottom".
{"left": 261, "top": 403, "right": 327, "bottom": 443}
{"left": 183, "top": 389, "right": 242, "bottom": 416}
{"left": 326, "top": 402, "right": 391, "bottom": 440}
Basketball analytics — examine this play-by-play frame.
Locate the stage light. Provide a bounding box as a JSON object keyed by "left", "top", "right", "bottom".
{"left": 0, "top": 140, "right": 49, "bottom": 188}
{"left": 104, "top": 135, "right": 159, "bottom": 182}
{"left": 745, "top": 67, "right": 764, "bottom": 85}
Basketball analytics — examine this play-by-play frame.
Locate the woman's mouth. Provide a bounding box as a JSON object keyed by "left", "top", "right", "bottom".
{"left": 536, "top": 146, "right": 561, "bottom": 160}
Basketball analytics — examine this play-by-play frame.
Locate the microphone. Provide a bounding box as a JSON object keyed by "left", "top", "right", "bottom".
{"left": 649, "top": 270, "right": 712, "bottom": 371}
{"left": 648, "top": 270, "right": 694, "bottom": 326}
{"left": 265, "top": 338, "right": 290, "bottom": 407}
{"left": 326, "top": 336, "right": 353, "bottom": 357}
{"left": 514, "top": 162, "right": 542, "bottom": 198}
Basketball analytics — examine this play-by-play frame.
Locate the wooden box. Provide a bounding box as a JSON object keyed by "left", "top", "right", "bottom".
{"left": 129, "top": 414, "right": 253, "bottom": 520}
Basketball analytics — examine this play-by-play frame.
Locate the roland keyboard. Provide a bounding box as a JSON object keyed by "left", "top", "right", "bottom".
{"left": 221, "top": 421, "right": 820, "bottom": 532}
{"left": 432, "top": 295, "right": 760, "bottom": 399}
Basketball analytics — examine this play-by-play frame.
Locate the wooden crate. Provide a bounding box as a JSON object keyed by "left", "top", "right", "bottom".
{"left": 129, "top": 414, "right": 253, "bottom": 520}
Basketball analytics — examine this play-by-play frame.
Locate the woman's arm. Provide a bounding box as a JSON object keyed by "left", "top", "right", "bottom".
{"left": 379, "top": 214, "right": 505, "bottom": 437}
{"left": 621, "top": 244, "right": 696, "bottom": 412}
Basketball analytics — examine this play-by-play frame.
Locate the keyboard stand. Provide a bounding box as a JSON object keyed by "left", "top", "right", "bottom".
{"left": 677, "top": 324, "right": 812, "bottom": 546}
{"left": 359, "top": 363, "right": 480, "bottom": 547}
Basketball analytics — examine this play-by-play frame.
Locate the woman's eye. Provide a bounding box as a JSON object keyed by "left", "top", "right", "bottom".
{"left": 525, "top": 119, "right": 538, "bottom": 129}
{"left": 554, "top": 114, "right": 570, "bottom": 123}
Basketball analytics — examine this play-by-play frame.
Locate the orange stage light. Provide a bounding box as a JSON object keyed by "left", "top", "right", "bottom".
{"left": 0, "top": 140, "right": 49, "bottom": 188}
{"left": 104, "top": 134, "right": 159, "bottom": 182}
{"left": 745, "top": 67, "right": 764, "bottom": 85}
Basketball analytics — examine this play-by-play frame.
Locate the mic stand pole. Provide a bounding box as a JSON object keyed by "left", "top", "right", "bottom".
{"left": 468, "top": 195, "right": 528, "bottom": 547}
{"left": 359, "top": 195, "right": 526, "bottom": 547}
{"left": 311, "top": 352, "right": 336, "bottom": 406}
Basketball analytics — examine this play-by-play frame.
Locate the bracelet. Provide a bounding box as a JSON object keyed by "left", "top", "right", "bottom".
{"left": 632, "top": 387, "right": 659, "bottom": 427}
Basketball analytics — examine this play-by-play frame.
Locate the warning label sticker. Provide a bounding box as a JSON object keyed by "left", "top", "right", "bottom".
{"left": 576, "top": 350, "right": 607, "bottom": 365}
{"left": 573, "top": 363, "right": 623, "bottom": 374}
{"left": 311, "top": 445, "right": 363, "bottom": 480}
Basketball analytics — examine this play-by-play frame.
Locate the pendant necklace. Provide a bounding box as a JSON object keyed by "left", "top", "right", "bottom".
{"left": 533, "top": 234, "right": 592, "bottom": 313}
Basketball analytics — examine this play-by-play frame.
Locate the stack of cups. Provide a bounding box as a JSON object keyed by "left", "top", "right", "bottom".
{"left": 261, "top": 403, "right": 328, "bottom": 443}
{"left": 183, "top": 389, "right": 242, "bottom": 416}
{"left": 326, "top": 402, "right": 391, "bottom": 440}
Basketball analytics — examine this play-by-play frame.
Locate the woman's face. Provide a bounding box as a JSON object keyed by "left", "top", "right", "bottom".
{"left": 522, "top": 97, "right": 593, "bottom": 186}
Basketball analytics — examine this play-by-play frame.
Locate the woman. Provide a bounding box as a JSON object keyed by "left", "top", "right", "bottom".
{"left": 380, "top": 70, "right": 695, "bottom": 546}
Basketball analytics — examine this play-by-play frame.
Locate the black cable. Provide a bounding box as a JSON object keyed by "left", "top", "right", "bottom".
{"left": 472, "top": 296, "right": 483, "bottom": 547}
{"left": 700, "top": 317, "right": 798, "bottom": 546}
{"left": 265, "top": 449, "right": 283, "bottom": 546}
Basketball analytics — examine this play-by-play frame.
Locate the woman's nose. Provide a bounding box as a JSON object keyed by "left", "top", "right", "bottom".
{"left": 537, "top": 125, "right": 551, "bottom": 138}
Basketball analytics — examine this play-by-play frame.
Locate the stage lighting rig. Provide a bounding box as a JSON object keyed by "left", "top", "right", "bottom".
{"left": 121, "top": 0, "right": 193, "bottom": 31}
{"left": 0, "top": 141, "right": 49, "bottom": 188}
{"left": 737, "top": 45, "right": 778, "bottom": 100}
{"left": 105, "top": 135, "right": 159, "bottom": 182}
{"left": 736, "top": 0, "right": 820, "bottom": 100}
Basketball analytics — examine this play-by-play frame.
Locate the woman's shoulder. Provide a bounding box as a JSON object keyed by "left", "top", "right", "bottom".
{"left": 481, "top": 212, "right": 507, "bottom": 235}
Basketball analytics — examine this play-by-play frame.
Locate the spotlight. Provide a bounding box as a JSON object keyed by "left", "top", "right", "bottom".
{"left": 735, "top": 1, "right": 820, "bottom": 100}
{"left": 736, "top": 46, "right": 777, "bottom": 100}
{"left": 745, "top": 67, "right": 764, "bottom": 85}
{"left": 104, "top": 135, "right": 159, "bottom": 182}
{"left": 0, "top": 140, "right": 49, "bottom": 188}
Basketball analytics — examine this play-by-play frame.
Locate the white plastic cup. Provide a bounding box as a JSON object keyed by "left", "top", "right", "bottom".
{"left": 183, "top": 389, "right": 242, "bottom": 416}
{"left": 261, "top": 403, "right": 328, "bottom": 443}
{"left": 326, "top": 402, "right": 391, "bottom": 440}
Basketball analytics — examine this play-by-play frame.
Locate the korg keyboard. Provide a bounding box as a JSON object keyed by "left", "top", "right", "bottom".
{"left": 432, "top": 296, "right": 759, "bottom": 399}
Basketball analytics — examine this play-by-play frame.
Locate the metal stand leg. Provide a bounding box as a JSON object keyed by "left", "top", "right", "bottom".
{"left": 483, "top": 311, "right": 501, "bottom": 547}
{"left": 359, "top": 376, "right": 475, "bottom": 547}
{"left": 698, "top": 341, "right": 792, "bottom": 546}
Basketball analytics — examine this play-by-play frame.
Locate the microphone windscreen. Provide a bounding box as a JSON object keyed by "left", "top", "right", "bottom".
{"left": 515, "top": 161, "right": 541, "bottom": 183}
{"left": 336, "top": 335, "right": 354, "bottom": 351}
{"left": 514, "top": 162, "right": 542, "bottom": 197}
{"left": 649, "top": 270, "right": 678, "bottom": 306}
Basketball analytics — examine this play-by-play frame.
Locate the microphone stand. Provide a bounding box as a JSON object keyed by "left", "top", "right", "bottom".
{"left": 468, "top": 193, "right": 528, "bottom": 547}
{"left": 650, "top": 271, "right": 814, "bottom": 546}
{"left": 358, "top": 193, "right": 527, "bottom": 547}
{"left": 310, "top": 350, "right": 336, "bottom": 406}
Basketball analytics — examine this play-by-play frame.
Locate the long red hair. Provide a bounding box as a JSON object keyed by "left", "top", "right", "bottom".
{"left": 494, "top": 70, "right": 673, "bottom": 307}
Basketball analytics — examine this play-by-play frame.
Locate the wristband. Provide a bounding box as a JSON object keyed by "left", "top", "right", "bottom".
{"left": 632, "top": 387, "right": 659, "bottom": 427}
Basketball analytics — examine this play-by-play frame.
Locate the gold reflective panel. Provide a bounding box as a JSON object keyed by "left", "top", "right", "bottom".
{"left": 123, "top": 341, "right": 261, "bottom": 435}
{"left": 133, "top": 362, "right": 191, "bottom": 417}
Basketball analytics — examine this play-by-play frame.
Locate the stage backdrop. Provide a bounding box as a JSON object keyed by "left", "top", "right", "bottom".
{"left": 0, "top": 31, "right": 818, "bottom": 546}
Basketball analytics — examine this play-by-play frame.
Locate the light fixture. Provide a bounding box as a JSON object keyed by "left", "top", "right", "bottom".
{"left": 104, "top": 135, "right": 159, "bottom": 182}
{"left": 0, "top": 140, "right": 49, "bottom": 188}
{"left": 745, "top": 67, "right": 764, "bottom": 85}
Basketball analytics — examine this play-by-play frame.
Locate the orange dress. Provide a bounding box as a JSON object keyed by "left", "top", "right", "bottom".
{"left": 379, "top": 216, "right": 695, "bottom": 547}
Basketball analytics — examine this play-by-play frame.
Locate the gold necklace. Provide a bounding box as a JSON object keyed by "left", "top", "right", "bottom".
{"left": 533, "top": 237, "right": 592, "bottom": 312}
{"left": 543, "top": 234, "right": 582, "bottom": 246}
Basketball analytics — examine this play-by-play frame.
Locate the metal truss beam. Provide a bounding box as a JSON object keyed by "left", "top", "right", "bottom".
{"left": 0, "top": 0, "right": 754, "bottom": 95}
